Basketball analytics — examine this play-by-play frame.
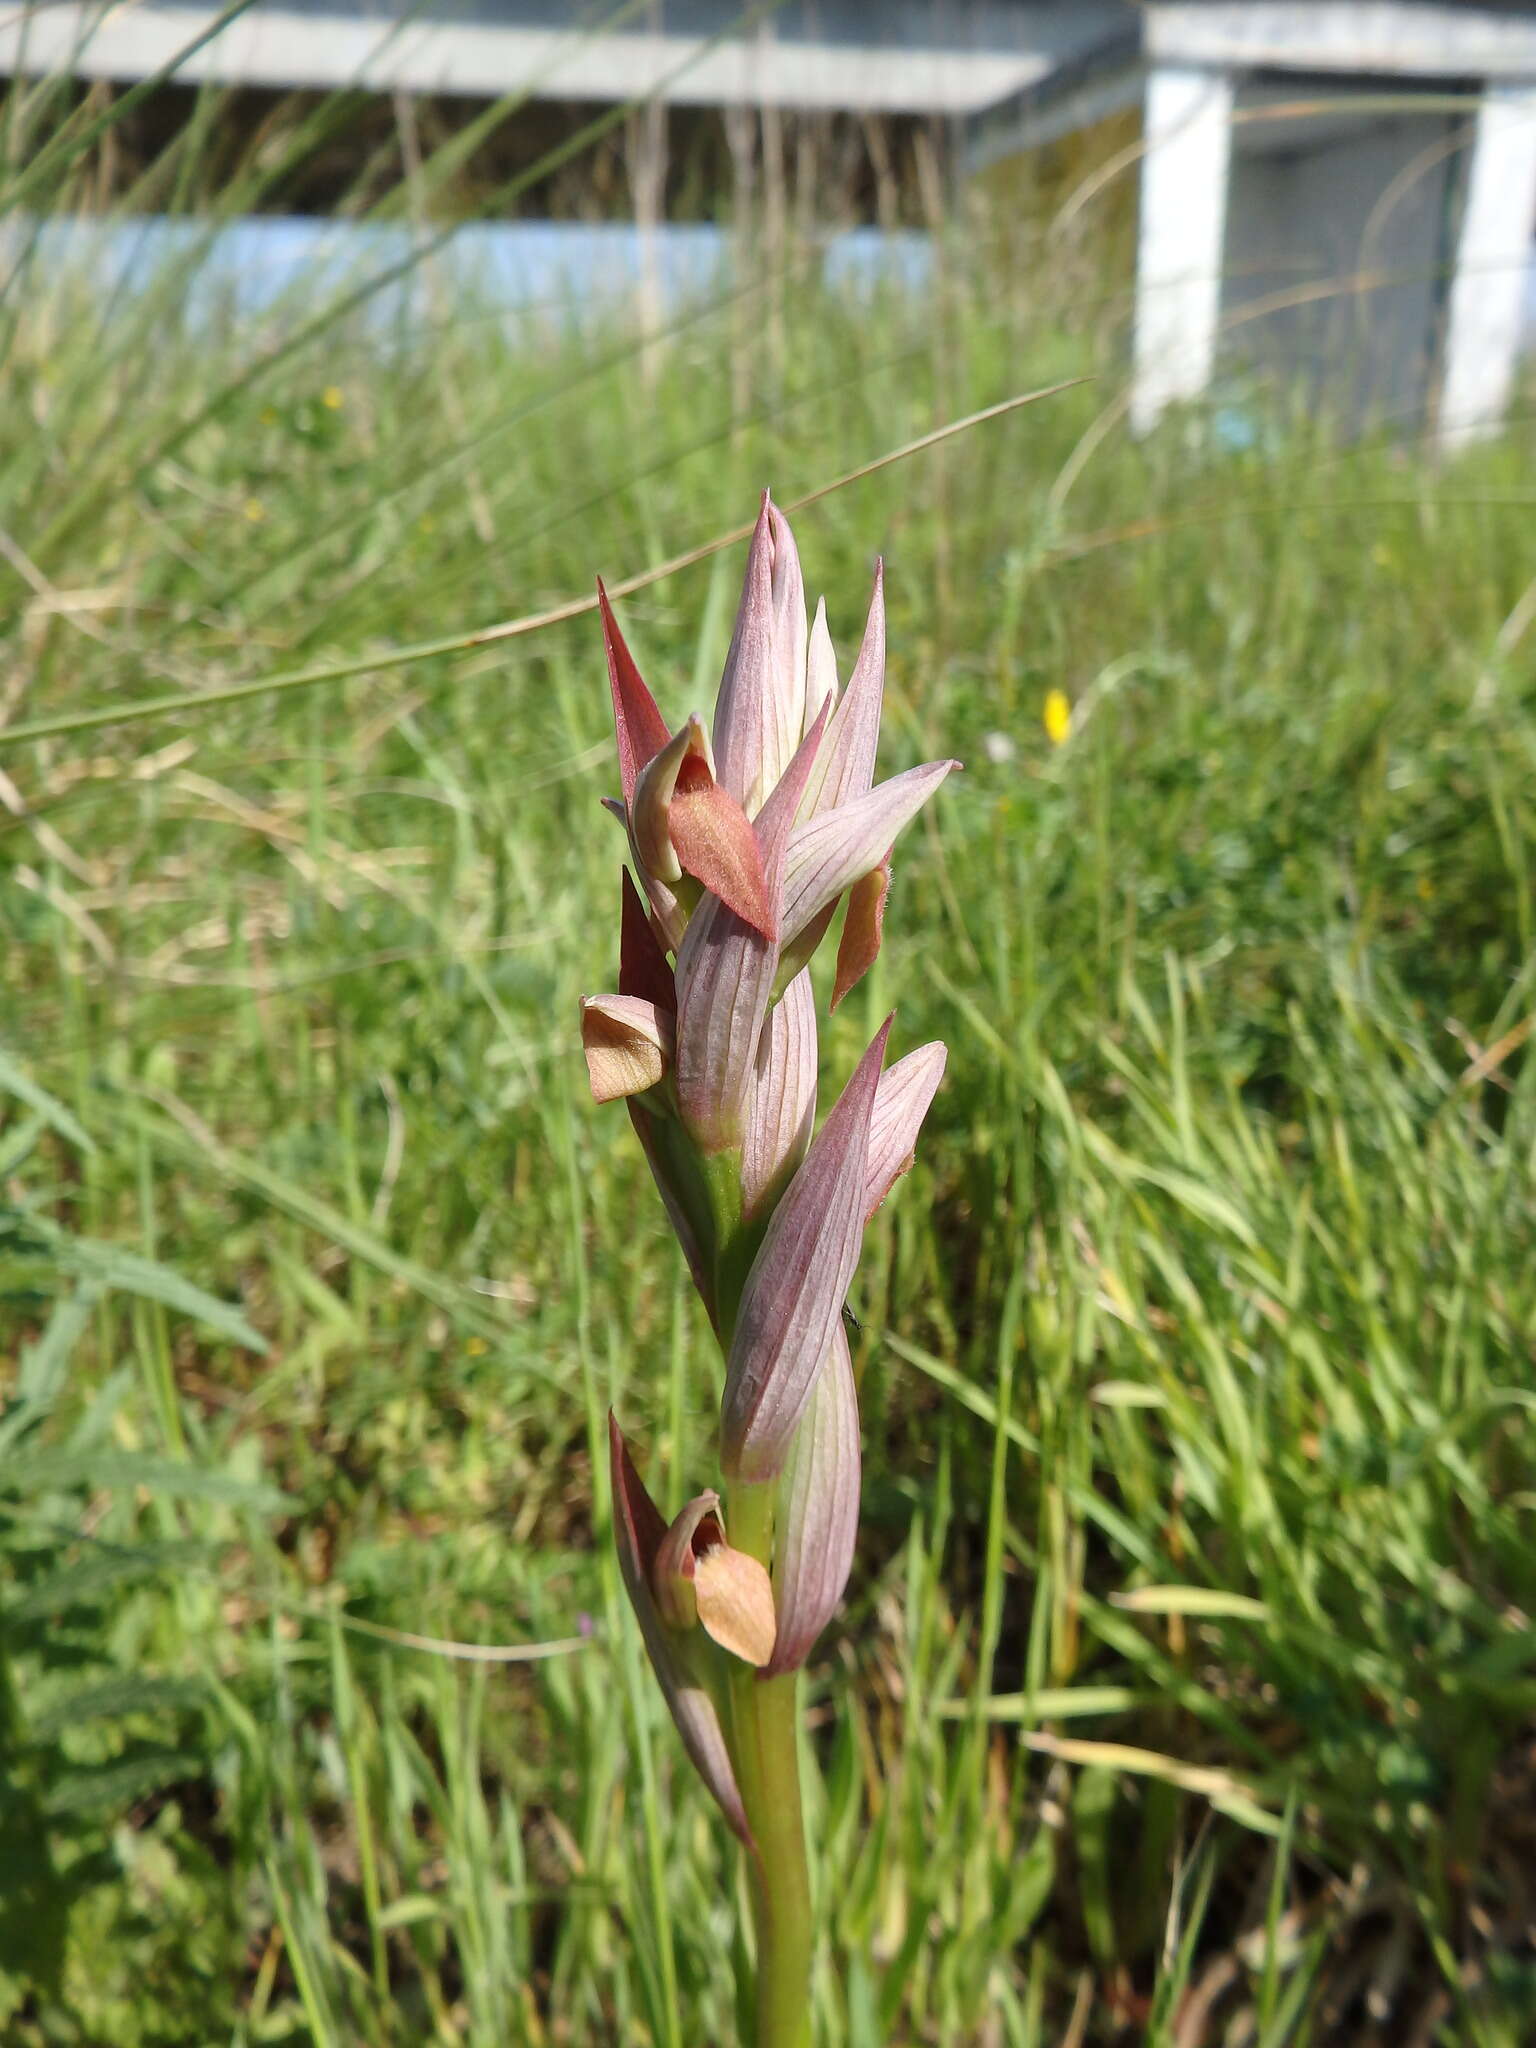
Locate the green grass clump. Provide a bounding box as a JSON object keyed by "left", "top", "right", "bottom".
{"left": 3, "top": 58, "right": 1536, "bottom": 2048}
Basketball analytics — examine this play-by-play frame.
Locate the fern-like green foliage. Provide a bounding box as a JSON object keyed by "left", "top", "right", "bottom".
{"left": 0, "top": 1048, "right": 269, "bottom": 2034}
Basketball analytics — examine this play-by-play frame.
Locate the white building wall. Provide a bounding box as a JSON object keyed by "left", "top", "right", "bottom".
{"left": 1439, "top": 85, "right": 1536, "bottom": 441}
{"left": 1221, "top": 105, "right": 1460, "bottom": 432}
{"left": 1131, "top": 66, "right": 1234, "bottom": 432}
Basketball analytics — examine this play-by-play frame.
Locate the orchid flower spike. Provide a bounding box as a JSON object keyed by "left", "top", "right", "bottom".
{"left": 582, "top": 500, "right": 955, "bottom": 2035}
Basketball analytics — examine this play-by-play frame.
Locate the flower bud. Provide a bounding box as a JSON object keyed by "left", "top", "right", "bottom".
{"left": 632, "top": 715, "right": 775, "bottom": 939}
{"left": 632, "top": 717, "right": 713, "bottom": 884}
{"left": 608, "top": 1417, "right": 751, "bottom": 1844}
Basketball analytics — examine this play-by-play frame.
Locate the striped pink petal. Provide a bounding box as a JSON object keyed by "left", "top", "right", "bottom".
{"left": 674, "top": 894, "right": 775, "bottom": 1157}
{"left": 765, "top": 1321, "right": 860, "bottom": 1674}
{"left": 753, "top": 694, "right": 828, "bottom": 855}
{"left": 721, "top": 1019, "right": 889, "bottom": 1480}
{"left": 741, "top": 968, "right": 818, "bottom": 1222}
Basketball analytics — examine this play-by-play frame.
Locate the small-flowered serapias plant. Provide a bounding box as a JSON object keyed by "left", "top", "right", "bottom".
{"left": 582, "top": 496, "right": 957, "bottom": 2047}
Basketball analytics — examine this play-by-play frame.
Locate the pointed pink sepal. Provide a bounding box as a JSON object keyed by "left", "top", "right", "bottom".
{"left": 781, "top": 759, "right": 958, "bottom": 950}
{"left": 720, "top": 1018, "right": 890, "bottom": 1480}
{"left": 712, "top": 495, "right": 808, "bottom": 817}
{"left": 608, "top": 1415, "right": 752, "bottom": 1845}
{"left": 619, "top": 869, "right": 676, "bottom": 1012}
{"left": 599, "top": 580, "right": 671, "bottom": 808}
{"left": 797, "top": 560, "right": 886, "bottom": 823}
{"left": 767, "top": 502, "right": 809, "bottom": 788}
{"left": 863, "top": 1042, "right": 946, "bottom": 1220}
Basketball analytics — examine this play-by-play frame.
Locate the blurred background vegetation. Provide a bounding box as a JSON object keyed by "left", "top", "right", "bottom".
{"left": 2, "top": 22, "right": 1535, "bottom": 2047}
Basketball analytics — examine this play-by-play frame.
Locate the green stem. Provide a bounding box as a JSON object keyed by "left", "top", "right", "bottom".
{"left": 727, "top": 1483, "right": 813, "bottom": 2048}
{"left": 733, "top": 1669, "right": 813, "bottom": 2048}
{"left": 707, "top": 1158, "right": 814, "bottom": 2046}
